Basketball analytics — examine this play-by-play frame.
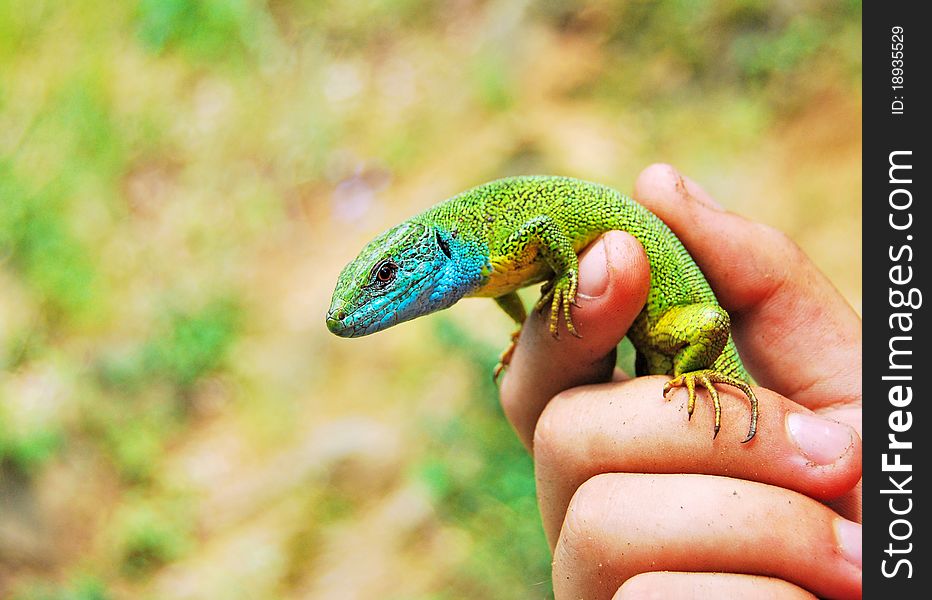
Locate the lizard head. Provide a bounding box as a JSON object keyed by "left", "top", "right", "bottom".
{"left": 327, "top": 221, "right": 485, "bottom": 337}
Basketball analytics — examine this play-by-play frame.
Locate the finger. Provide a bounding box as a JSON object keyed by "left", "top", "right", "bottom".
{"left": 534, "top": 377, "right": 862, "bottom": 546}
{"left": 614, "top": 572, "right": 818, "bottom": 600}
{"left": 499, "top": 231, "right": 650, "bottom": 450}
{"left": 821, "top": 404, "right": 863, "bottom": 521}
{"left": 633, "top": 164, "right": 861, "bottom": 409}
{"left": 553, "top": 473, "right": 862, "bottom": 600}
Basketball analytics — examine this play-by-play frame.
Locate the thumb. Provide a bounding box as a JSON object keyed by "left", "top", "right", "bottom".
{"left": 499, "top": 231, "right": 650, "bottom": 450}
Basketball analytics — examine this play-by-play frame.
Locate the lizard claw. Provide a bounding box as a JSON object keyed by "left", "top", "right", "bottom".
{"left": 663, "top": 370, "right": 758, "bottom": 442}
{"left": 492, "top": 327, "right": 522, "bottom": 383}
{"left": 536, "top": 271, "right": 580, "bottom": 338}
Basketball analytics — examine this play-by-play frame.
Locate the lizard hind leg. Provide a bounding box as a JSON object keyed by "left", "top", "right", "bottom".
{"left": 492, "top": 292, "right": 527, "bottom": 382}
{"left": 650, "top": 303, "right": 759, "bottom": 442}
{"left": 492, "top": 327, "right": 522, "bottom": 382}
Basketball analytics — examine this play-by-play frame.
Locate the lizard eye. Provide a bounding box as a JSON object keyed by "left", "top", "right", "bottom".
{"left": 373, "top": 261, "right": 398, "bottom": 285}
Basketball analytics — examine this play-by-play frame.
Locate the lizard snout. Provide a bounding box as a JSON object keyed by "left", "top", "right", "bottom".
{"left": 326, "top": 304, "right": 350, "bottom": 336}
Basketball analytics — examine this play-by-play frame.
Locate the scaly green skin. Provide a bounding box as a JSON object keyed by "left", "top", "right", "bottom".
{"left": 327, "top": 176, "right": 759, "bottom": 441}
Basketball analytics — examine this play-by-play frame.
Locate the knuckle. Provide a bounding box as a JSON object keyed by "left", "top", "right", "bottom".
{"left": 615, "top": 573, "right": 669, "bottom": 600}
{"left": 755, "top": 222, "right": 805, "bottom": 261}
{"left": 497, "top": 376, "right": 529, "bottom": 429}
{"left": 559, "top": 473, "right": 626, "bottom": 552}
{"left": 533, "top": 389, "right": 584, "bottom": 465}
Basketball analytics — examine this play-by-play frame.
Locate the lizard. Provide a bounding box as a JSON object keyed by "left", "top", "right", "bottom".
{"left": 326, "top": 175, "right": 759, "bottom": 442}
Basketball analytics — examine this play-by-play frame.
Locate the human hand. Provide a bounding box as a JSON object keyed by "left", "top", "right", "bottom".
{"left": 498, "top": 164, "right": 862, "bottom": 599}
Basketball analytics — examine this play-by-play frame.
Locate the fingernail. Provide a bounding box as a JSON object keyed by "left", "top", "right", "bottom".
{"left": 578, "top": 237, "right": 609, "bottom": 298}
{"left": 787, "top": 413, "right": 854, "bottom": 466}
{"left": 835, "top": 518, "right": 862, "bottom": 569}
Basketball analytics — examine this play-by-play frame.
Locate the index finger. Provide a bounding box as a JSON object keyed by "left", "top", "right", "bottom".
{"left": 633, "top": 164, "right": 861, "bottom": 410}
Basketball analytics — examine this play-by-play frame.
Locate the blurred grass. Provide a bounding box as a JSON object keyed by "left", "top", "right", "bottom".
{"left": 417, "top": 317, "right": 550, "bottom": 597}
{"left": 1, "top": 1, "right": 859, "bottom": 598}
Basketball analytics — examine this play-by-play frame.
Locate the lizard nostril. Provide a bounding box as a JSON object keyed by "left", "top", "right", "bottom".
{"left": 326, "top": 307, "right": 349, "bottom": 335}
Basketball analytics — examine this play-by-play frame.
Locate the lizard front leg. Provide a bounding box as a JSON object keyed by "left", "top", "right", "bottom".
{"left": 492, "top": 215, "right": 580, "bottom": 338}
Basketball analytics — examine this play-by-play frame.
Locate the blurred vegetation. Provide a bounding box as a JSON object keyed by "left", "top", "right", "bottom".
{"left": 1, "top": 1, "right": 859, "bottom": 598}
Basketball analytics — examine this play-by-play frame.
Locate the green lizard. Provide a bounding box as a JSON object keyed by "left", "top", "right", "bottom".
{"left": 326, "top": 176, "right": 759, "bottom": 441}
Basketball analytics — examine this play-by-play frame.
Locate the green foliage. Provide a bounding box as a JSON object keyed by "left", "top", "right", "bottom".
{"left": 0, "top": 163, "right": 98, "bottom": 325}
{"left": 733, "top": 16, "right": 828, "bottom": 81}
{"left": 113, "top": 499, "right": 193, "bottom": 579}
{"left": 91, "top": 299, "right": 241, "bottom": 481}
{"left": 0, "top": 423, "right": 62, "bottom": 476}
{"left": 96, "top": 298, "right": 241, "bottom": 393}
{"left": 470, "top": 48, "right": 515, "bottom": 112}
{"left": 11, "top": 575, "right": 111, "bottom": 600}
{"left": 1, "top": 327, "right": 44, "bottom": 372}
{"left": 49, "top": 74, "right": 126, "bottom": 185}
{"left": 616, "top": 335, "right": 637, "bottom": 377}
{"left": 551, "top": 0, "right": 860, "bottom": 110}
{"left": 135, "top": 0, "right": 258, "bottom": 62}
{"left": 105, "top": 417, "right": 168, "bottom": 483}
{"left": 281, "top": 485, "right": 361, "bottom": 587}
{"left": 142, "top": 299, "right": 241, "bottom": 390}
{"left": 418, "top": 318, "right": 552, "bottom": 599}
{"left": 297, "top": 0, "right": 436, "bottom": 44}
{"left": 0, "top": 1, "right": 51, "bottom": 61}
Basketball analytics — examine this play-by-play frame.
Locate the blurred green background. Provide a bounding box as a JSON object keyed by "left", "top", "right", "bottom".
{"left": 1, "top": 1, "right": 860, "bottom": 598}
